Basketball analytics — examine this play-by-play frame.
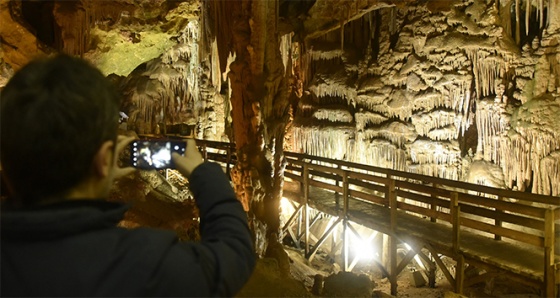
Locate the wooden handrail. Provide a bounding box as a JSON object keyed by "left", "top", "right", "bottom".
{"left": 194, "top": 139, "right": 560, "bottom": 251}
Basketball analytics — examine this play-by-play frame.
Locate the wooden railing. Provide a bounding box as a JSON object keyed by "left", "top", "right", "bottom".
{"left": 195, "top": 139, "right": 560, "bottom": 295}
{"left": 283, "top": 151, "right": 560, "bottom": 248}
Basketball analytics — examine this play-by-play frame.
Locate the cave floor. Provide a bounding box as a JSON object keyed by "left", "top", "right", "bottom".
{"left": 237, "top": 246, "right": 541, "bottom": 297}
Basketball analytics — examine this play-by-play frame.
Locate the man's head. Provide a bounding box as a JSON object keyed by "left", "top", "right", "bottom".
{"left": 1, "top": 54, "right": 120, "bottom": 206}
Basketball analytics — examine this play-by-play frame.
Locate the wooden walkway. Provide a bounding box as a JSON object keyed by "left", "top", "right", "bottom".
{"left": 194, "top": 139, "right": 560, "bottom": 297}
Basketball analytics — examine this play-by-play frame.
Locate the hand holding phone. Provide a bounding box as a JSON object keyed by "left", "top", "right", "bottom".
{"left": 171, "top": 139, "right": 204, "bottom": 178}
{"left": 130, "top": 140, "right": 187, "bottom": 170}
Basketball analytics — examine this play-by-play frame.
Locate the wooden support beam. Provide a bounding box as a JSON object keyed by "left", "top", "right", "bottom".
{"left": 395, "top": 248, "right": 419, "bottom": 277}
{"left": 388, "top": 177, "right": 398, "bottom": 295}
{"left": 342, "top": 171, "right": 349, "bottom": 271}
{"left": 281, "top": 204, "right": 303, "bottom": 235}
{"left": 456, "top": 254, "right": 465, "bottom": 295}
{"left": 298, "top": 210, "right": 321, "bottom": 240}
{"left": 425, "top": 243, "right": 455, "bottom": 287}
{"left": 464, "top": 271, "right": 499, "bottom": 288}
{"left": 303, "top": 164, "right": 309, "bottom": 256}
{"left": 414, "top": 249, "right": 436, "bottom": 287}
{"left": 307, "top": 217, "right": 343, "bottom": 262}
{"left": 372, "top": 258, "right": 390, "bottom": 279}
{"left": 390, "top": 234, "right": 398, "bottom": 296}
{"left": 544, "top": 208, "right": 556, "bottom": 298}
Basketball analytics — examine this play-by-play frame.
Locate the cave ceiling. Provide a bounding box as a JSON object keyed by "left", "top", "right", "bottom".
{"left": 0, "top": 0, "right": 410, "bottom": 75}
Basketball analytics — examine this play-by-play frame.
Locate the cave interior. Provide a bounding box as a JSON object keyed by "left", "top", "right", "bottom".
{"left": 1, "top": 0, "right": 559, "bottom": 296}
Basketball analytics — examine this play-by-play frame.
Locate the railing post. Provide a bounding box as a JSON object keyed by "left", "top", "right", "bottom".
{"left": 201, "top": 143, "right": 208, "bottom": 161}
{"left": 450, "top": 191, "right": 464, "bottom": 294}
{"left": 494, "top": 196, "right": 503, "bottom": 240}
{"left": 298, "top": 156, "right": 305, "bottom": 193}
{"left": 451, "top": 192, "right": 460, "bottom": 254}
{"left": 303, "top": 164, "right": 310, "bottom": 257}
{"left": 225, "top": 145, "right": 233, "bottom": 177}
{"left": 335, "top": 164, "right": 342, "bottom": 210}
{"left": 544, "top": 208, "right": 556, "bottom": 297}
{"left": 342, "top": 171, "right": 349, "bottom": 271}
{"left": 430, "top": 183, "right": 438, "bottom": 222}
{"left": 388, "top": 176, "right": 398, "bottom": 296}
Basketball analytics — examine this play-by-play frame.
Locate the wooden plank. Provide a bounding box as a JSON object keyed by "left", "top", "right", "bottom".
{"left": 348, "top": 189, "right": 386, "bottom": 205}
{"left": 396, "top": 201, "right": 450, "bottom": 222}
{"left": 459, "top": 203, "right": 544, "bottom": 231}
{"left": 309, "top": 179, "right": 342, "bottom": 193}
{"left": 348, "top": 177, "right": 387, "bottom": 193}
{"left": 396, "top": 189, "right": 449, "bottom": 208}
{"left": 308, "top": 169, "right": 340, "bottom": 182}
{"left": 460, "top": 217, "right": 544, "bottom": 247}
{"left": 307, "top": 163, "right": 345, "bottom": 176}
{"left": 395, "top": 180, "right": 450, "bottom": 197}
{"left": 347, "top": 171, "right": 389, "bottom": 185}
{"left": 459, "top": 192, "right": 547, "bottom": 218}
{"left": 285, "top": 171, "right": 303, "bottom": 182}
{"left": 285, "top": 164, "right": 302, "bottom": 171}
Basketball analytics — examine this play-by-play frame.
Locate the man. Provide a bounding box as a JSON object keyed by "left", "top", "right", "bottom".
{"left": 0, "top": 54, "right": 255, "bottom": 296}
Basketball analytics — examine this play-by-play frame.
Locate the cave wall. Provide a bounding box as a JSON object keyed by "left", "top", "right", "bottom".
{"left": 289, "top": 0, "right": 560, "bottom": 195}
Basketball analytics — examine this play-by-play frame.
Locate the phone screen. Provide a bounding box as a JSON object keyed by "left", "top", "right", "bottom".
{"left": 130, "top": 140, "right": 186, "bottom": 169}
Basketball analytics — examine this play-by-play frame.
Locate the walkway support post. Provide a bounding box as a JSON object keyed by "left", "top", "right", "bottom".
{"left": 494, "top": 196, "right": 503, "bottom": 240}
{"left": 342, "top": 170, "right": 349, "bottom": 271}
{"left": 303, "top": 164, "right": 310, "bottom": 256}
{"left": 451, "top": 192, "right": 464, "bottom": 295}
{"left": 388, "top": 177, "right": 398, "bottom": 296}
{"left": 430, "top": 183, "right": 438, "bottom": 222}
{"left": 544, "top": 208, "right": 556, "bottom": 297}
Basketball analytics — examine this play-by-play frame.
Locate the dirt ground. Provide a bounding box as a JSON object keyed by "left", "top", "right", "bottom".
{"left": 237, "top": 246, "right": 542, "bottom": 298}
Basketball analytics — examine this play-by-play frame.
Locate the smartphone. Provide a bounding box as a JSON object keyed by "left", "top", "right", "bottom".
{"left": 130, "top": 140, "right": 186, "bottom": 170}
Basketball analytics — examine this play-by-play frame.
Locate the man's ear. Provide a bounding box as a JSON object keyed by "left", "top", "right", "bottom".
{"left": 93, "top": 140, "right": 114, "bottom": 178}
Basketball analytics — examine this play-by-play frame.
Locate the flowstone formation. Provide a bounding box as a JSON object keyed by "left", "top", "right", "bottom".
{"left": 289, "top": 0, "right": 560, "bottom": 196}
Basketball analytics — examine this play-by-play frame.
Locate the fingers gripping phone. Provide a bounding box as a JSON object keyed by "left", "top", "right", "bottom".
{"left": 130, "top": 140, "right": 186, "bottom": 170}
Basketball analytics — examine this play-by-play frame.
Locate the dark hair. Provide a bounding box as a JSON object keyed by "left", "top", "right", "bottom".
{"left": 0, "top": 54, "right": 120, "bottom": 205}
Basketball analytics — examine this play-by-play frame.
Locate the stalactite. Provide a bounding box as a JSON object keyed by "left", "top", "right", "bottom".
{"left": 540, "top": 152, "right": 560, "bottom": 196}
{"left": 526, "top": 0, "right": 530, "bottom": 36}
{"left": 516, "top": 0, "right": 521, "bottom": 44}
{"left": 466, "top": 49, "right": 509, "bottom": 99}
{"left": 539, "top": 0, "right": 544, "bottom": 29}
{"left": 291, "top": 126, "right": 353, "bottom": 160}
{"left": 280, "top": 33, "right": 292, "bottom": 73}
{"left": 475, "top": 99, "right": 509, "bottom": 164}
{"left": 353, "top": 137, "right": 407, "bottom": 171}
{"left": 211, "top": 39, "right": 221, "bottom": 92}
{"left": 411, "top": 110, "right": 457, "bottom": 137}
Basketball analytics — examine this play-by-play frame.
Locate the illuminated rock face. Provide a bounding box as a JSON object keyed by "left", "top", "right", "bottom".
{"left": 288, "top": 1, "right": 560, "bottom": 196}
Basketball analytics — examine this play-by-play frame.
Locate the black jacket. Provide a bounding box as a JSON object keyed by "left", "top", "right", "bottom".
{"left": 1, "top": 162, "right": 255, "bottom": 297}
